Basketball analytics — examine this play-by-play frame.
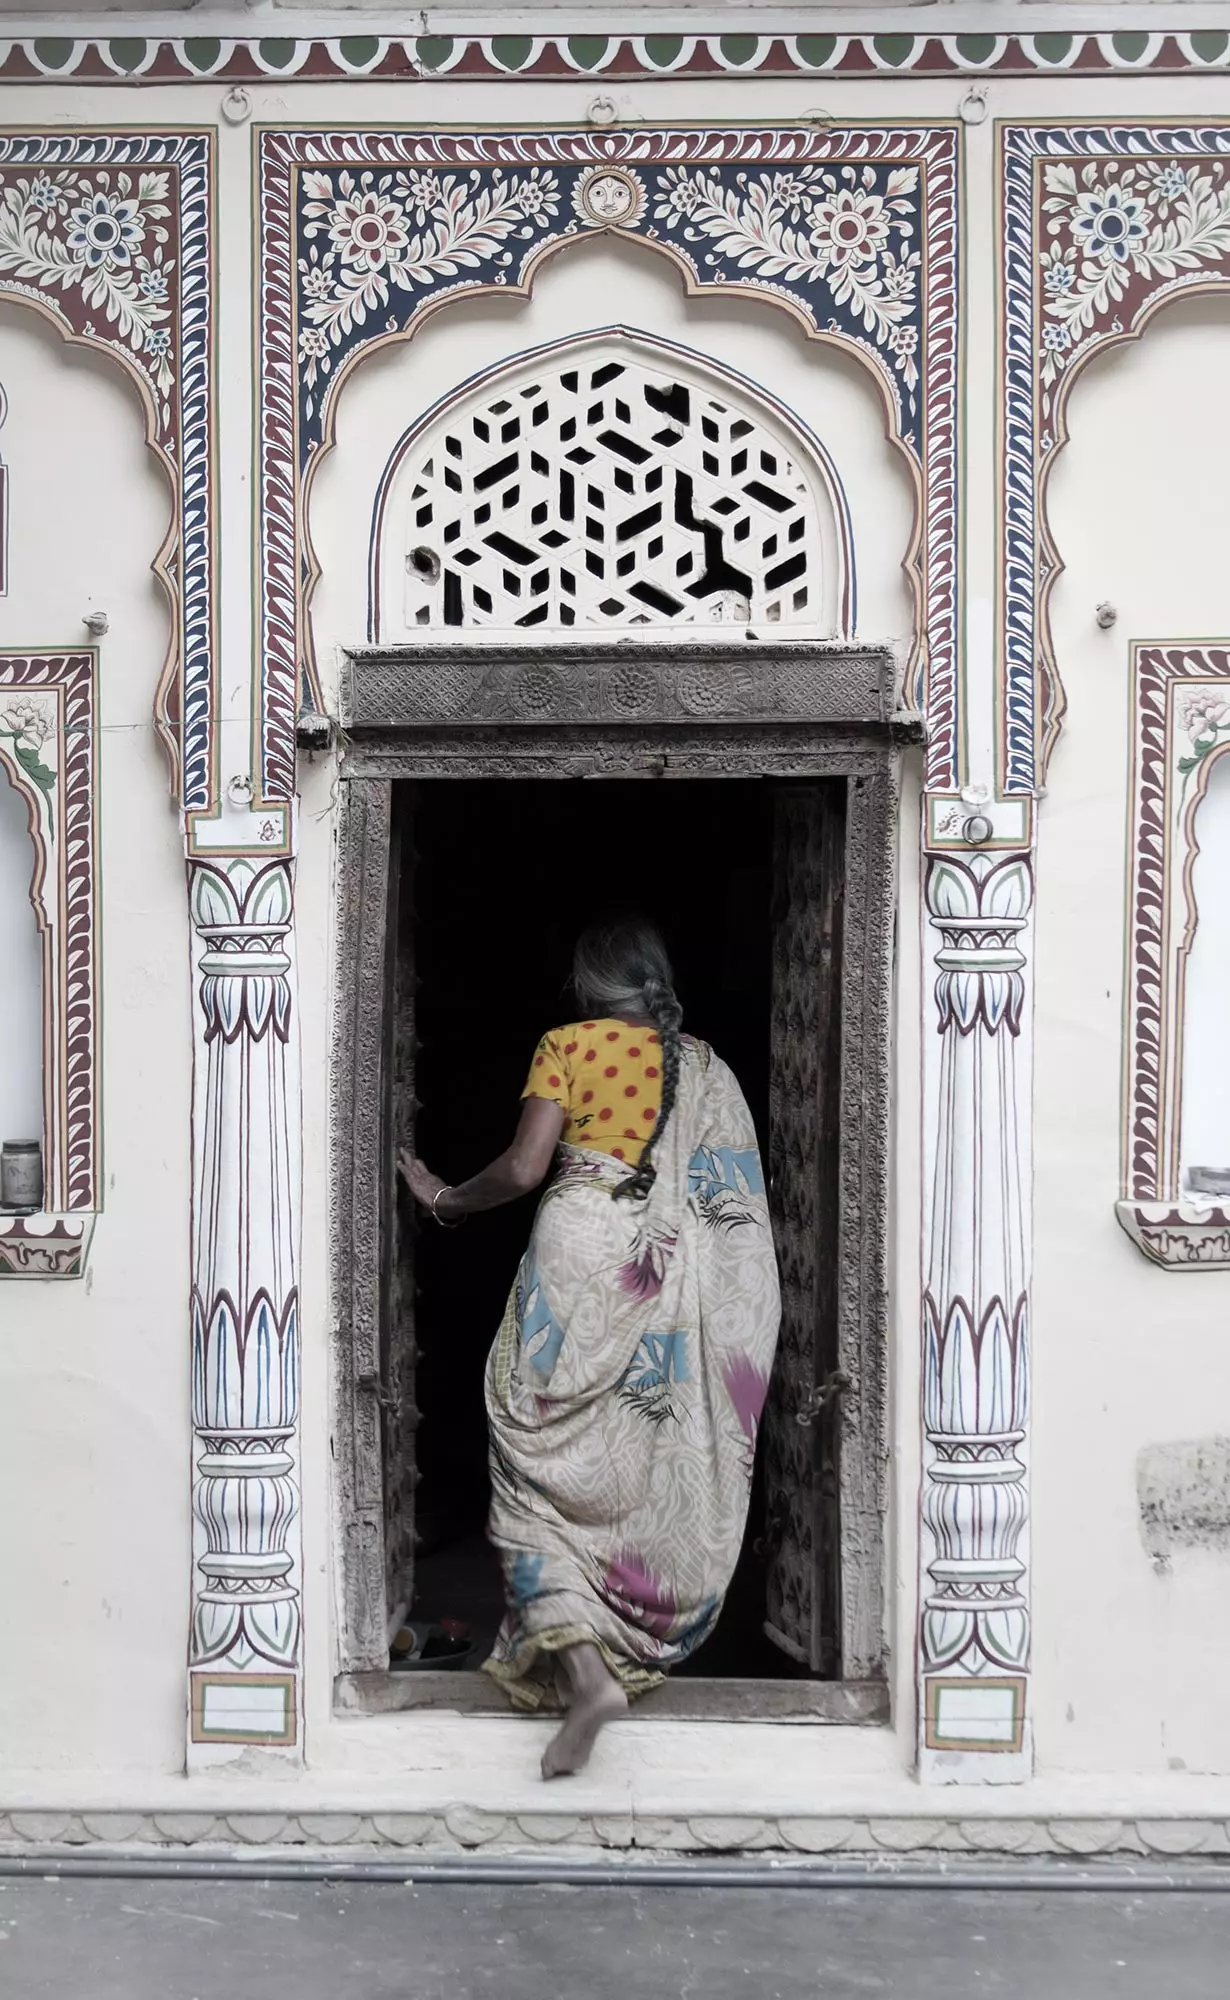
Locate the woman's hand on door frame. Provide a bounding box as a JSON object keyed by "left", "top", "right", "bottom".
{"left": 398, "top": 1151, "right": 452, "bottom": 1216}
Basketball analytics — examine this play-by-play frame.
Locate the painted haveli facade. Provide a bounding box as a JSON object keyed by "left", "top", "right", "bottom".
{"left": 3, "top": 0, "right": 1230, "bottom": 1862}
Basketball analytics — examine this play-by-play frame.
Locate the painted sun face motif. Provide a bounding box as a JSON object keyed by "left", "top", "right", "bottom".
{"left": 574, "top": 167, "right": 646, "bottom": 229}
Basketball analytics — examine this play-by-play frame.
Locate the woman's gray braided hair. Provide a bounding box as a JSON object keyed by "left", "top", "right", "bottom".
{"left": 571, "top": 917, "right": 683, "bottom": 1201}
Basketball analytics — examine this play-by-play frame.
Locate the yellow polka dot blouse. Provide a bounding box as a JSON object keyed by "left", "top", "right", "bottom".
{"left": 522, "top": 1019, "right": 664, "bottom": 1165}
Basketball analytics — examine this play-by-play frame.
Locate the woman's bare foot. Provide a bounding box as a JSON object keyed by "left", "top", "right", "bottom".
{"left": 541, "top": 1643, "right": 627, "bottom": 1779}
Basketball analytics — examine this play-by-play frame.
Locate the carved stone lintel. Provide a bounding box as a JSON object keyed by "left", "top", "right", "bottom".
{"left": 187, "top": 855, "right": 302, "bottom": 1759}
{"left": 344, "top": 641, "right": 908, "bottom": 736}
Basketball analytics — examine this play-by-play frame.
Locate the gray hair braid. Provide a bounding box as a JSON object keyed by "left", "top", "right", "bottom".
{"left": 571, "top": 919, "right": 684, "bottom": 1202}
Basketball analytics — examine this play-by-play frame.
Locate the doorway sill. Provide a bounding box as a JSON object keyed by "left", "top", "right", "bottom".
{"left": 335, "top": 1672, "right": 889, "bottom": 1725}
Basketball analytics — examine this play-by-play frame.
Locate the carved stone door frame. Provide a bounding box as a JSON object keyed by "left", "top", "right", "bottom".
{"left": 329, "top": 640, "right": 917, "bottom": 1694}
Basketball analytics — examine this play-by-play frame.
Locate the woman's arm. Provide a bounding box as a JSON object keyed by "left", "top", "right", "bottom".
{"left": 399, "top": 1096, "right": 566, "bottom": 1223}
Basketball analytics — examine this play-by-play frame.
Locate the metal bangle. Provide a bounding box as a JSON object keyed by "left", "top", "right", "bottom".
{"left": 432, "top": 1184, "right": 462, "bottom": 1229}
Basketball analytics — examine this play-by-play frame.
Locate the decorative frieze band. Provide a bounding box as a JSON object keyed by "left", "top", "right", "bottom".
{"left": 4, "top": 30, "right": 1230, "bottom": 88}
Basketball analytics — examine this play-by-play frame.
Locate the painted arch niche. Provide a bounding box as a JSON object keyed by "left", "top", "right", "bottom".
{"left": 369, "top": 332, "right": 854, "bottom": 644}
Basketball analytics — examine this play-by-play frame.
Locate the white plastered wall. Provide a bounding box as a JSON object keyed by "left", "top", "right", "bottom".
{"left": 0, "top": 305, "right": 188, "bottom": 1776}
{"left": 6, "top": 58, "right": 1230, "bottom": 1806}
{"left": 1039, "top": 293, "right": 1230, "bottom": 1776}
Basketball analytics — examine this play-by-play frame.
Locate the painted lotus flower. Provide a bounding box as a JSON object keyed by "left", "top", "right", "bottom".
{"left": 1178, "top": 686, "right": 1230, "bottom": 747}
{"left": 1, "top": 698, "right": 52, "bottom": 749}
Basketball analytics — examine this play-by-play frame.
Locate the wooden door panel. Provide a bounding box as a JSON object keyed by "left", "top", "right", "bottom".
{"left": 763, "top": 783, "right": 844, "bottom": 1673}
{"left": 380, "top": 793, "right": 419, "bottom": 1619}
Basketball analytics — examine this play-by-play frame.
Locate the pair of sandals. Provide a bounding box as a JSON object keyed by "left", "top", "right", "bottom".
{"left": 389, "top": 1616, "right": 475, "bottom": 1671}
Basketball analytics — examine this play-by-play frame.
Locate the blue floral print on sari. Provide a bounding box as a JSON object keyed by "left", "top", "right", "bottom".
{"left": 618, "top": 1329, "right": 690, "bottom": 1425}
{"left": 688, "top": 1144, "right": 766, "bottom": 1232}
{"left": 518, "top": 1256, "right": 566, "bottom": 1384}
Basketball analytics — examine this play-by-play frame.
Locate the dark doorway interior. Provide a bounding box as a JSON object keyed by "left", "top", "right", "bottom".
{"left": 391, "top": 775, "right": 837, "bottom": 1680}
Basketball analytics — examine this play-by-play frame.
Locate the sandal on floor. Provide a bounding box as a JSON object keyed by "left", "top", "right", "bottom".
{"left": 389, "top": 1618, "right": 475, "bottom": 1672}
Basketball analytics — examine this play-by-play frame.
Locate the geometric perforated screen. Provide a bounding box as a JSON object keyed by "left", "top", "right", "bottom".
{"left": 397, "top": 351, "right": 830, "bottom": 632}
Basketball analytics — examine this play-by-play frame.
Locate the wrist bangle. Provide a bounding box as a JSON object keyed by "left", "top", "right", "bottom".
{"left": 432, "top": 1184, "right": 463, "bottom": 1229}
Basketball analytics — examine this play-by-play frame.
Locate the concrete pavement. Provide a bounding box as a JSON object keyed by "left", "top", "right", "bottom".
{"left": 2, "top": 1874, "right": 1230, "bottom": 1997}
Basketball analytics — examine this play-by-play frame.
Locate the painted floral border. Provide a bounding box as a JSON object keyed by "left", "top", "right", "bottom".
{"left": 1124, "top": 643, "right": 1230, "bottom": 1209}
{"left": 1001, "top": 124, "right": 1230, "bottom": 797}
{"left": 0, "top": 131, "right": 214, "bottom": 811}
{"left": 3, "top": 30, "right": 1230, "bottom": 87}
{"left": 259, "top": 123, "right": 958, "bottom": 799}
{"left": 0, "top": 651, "right": 97, "bottom": 1223}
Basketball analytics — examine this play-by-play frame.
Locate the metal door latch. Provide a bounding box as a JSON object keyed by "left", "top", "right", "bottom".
{"left": 357, "top": 1371, "right": 396, "bottom": 1412}
{"left": 795, "top": 1370, "right": 851, "bottom": 1428}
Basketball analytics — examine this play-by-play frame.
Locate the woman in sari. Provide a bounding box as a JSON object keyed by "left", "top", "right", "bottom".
{"left": 400, "top": 919, "right": 780, "bottom": 1778}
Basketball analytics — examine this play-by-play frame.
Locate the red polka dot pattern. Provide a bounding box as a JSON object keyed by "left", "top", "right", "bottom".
{"left": 522, "top": 1018, "right": 665, "bottom": 1168}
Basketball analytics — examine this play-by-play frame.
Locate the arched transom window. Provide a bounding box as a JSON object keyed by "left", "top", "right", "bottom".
{"left": 372, "top": 340, "right": 850, "bottom": 639}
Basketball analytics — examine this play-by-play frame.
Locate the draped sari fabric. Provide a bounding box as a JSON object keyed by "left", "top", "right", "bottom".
{"left": 484, "top": 1039, "right": 781, "bottom": 1706}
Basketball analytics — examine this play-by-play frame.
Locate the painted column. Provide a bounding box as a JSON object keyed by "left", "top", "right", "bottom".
{"left": 918, "top": 842, "right": 1033, "bottom": 1781}
{"left": 187, "top": 850, "right": 302, "bottom": 1760}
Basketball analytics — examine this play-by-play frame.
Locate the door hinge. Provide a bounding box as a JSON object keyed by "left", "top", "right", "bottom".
{"left": 795, "top": 1369, "right": 852, "bottom": 1429}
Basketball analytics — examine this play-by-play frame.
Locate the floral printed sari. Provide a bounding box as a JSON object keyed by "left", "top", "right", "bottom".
{"left": 484, "top": 1037, "right": 781, "bottom": 1706}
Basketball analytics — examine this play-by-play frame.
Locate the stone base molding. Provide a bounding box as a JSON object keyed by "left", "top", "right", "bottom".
{"left": 3, "top": 1811, "right": 1230, "bottom": 1861}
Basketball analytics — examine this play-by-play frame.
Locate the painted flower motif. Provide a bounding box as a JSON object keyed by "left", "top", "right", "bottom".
{"left": 298, "top": 327, "right": 330, "bottom": 361}
{"left": 807, "top": 187, "right": 892, "bottom": 270}
{"left": 770, "top": 172, "right": 817, "bottom": 222}
{"left": 299, "top": 263, "right": 332, "bottom": 300}
{"left": 66, "top": 191, "right": 145, "bottom": 270}
{"left": 1152, "top": 164, "right": 1190, "bottom": 202}
{"left": 653, "top": 167, "right": 711, "bottom": 226}
{"left": 145, "top": 328, "right": 171, "bottom": 359}
{"left": 27, "top": 175, "right": 58, "bottom": 213}
{"left": 1043, "top": 257, "right": 1075, "bottom": 296}
{"left": 138, "top": 266, "right": 168, "bottom": 300}
{"left": 888, "top": 323, "right": 919, "bottom": 360}
{"left": 1178, "top": 686, "right": 1230, "bottom": 747}
{"left": 326, "top": 190, "right": 411, "bottom": 275}
{"left": 513, "top": 170, "right": 560, "bottom": 222}
{"left": 1042, "top": 323, "right": 1071, "bottom": 353}
{"left": 1, "top": 698, "right": 52, "bottom": 748}
{"left": 403, "top": 169, "right": 444, "bottom": 216}
{"left": 1070, "top": 185, "right": 1151, "bottom": 266}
